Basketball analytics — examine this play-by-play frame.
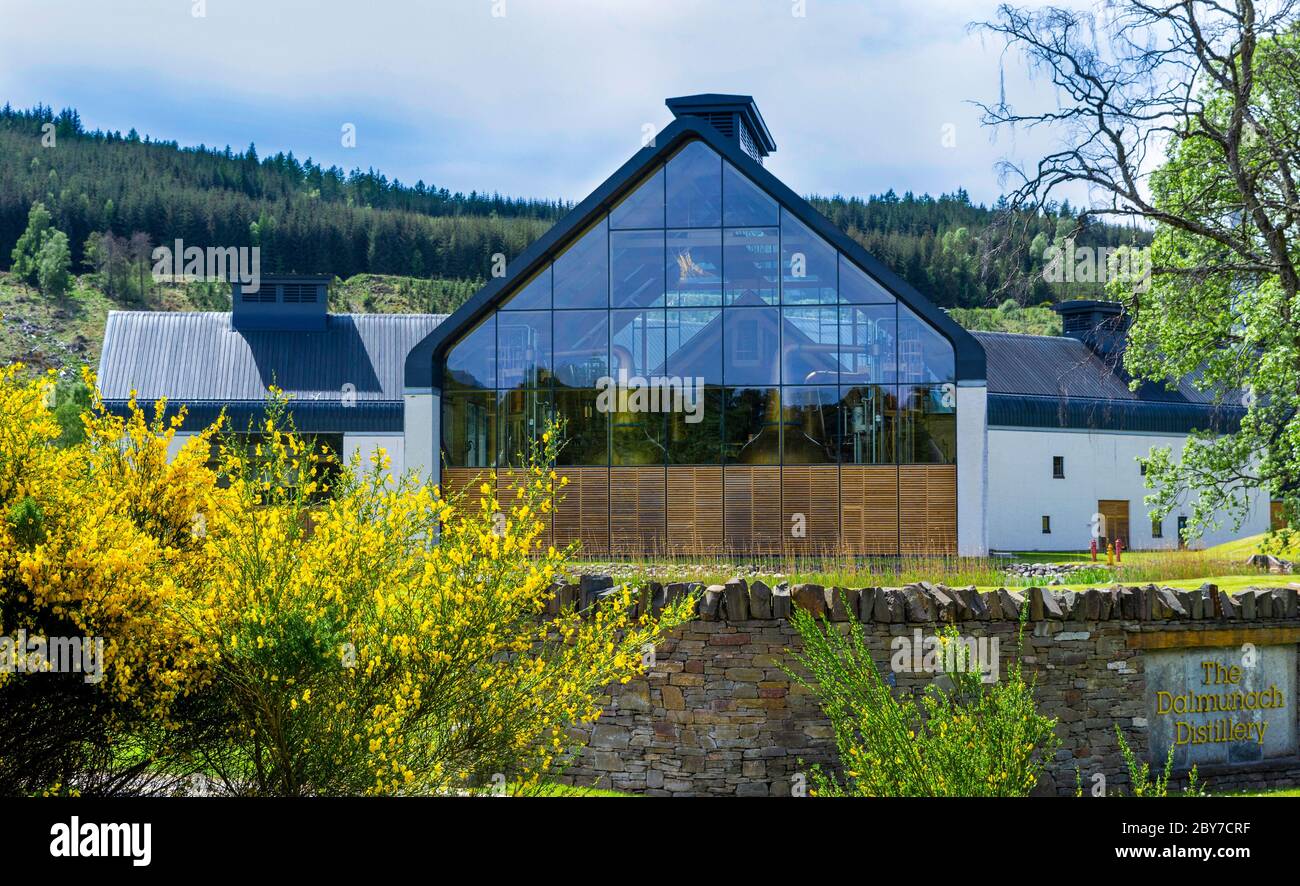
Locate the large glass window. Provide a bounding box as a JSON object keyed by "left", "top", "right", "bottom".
{"left": 782, "top": 306, "right": 839, "bottom": 386}
{"left": 899, "top": 384, "right": 957, "bottom": 464}
{"left": 723, "top": 306, "right": 780, "bottom": 386}
{"left": 782, "top": 385, "right": 837, "bottom": 464}
{"left": 781, "top": 209, "right": 837, "bottom": 305}
{"left": 498, "top": 388, "right": 553, "bottom": 467}
{"left": 437, "top": 137, "right": 956, "bottom": 482}
{"left": 725, "top": 387, "right": 781, "bottom": 465}
{"left": 443, "top": 391, "right": 497, "bottom": 468}
{"left": 498, "top": 311, "right": 551, "bottom": 389}
{"left": 666, "top": 308, "right": 722, "bottom": 385}
{"left": 838, "top": 385, "right": 898, "bottom": 465}
{"left": 499, "top": 267, "right": 551, "bottom": 311}
{"left": 612, "top": 230, "right": 665, "bottom": 309}
{"left": 666, "top": 141, "right": 722, "bottom": 228}
{"left": 554, "top": 388, "right": 608, "bottom": 466}
{"left": 666, "top": 230, "right": 722, "bottom": 306}
{"left": 553, "top": 219, "right": 608, "bottom": 308}
{"left": 444, "top": 315, "right": 495, "bottom": 392}
{"left": 724, "top": 227, "right": 779, "bottom": 305}
{"left": 839, "top": 304, "right": 897, "bottom": 385}
{"left": 554, "top": 309, "right": 608, "bottom": 388}
{"left": 610, "top": 167, "right": 664, "bottom": 230}
{"left": 723, "top": 161, "right": 778, "bottom": 226}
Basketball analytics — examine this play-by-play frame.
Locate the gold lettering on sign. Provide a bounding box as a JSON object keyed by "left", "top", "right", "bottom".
{"left": 1154, "top": 659, "right": 1283, "bottom": 746}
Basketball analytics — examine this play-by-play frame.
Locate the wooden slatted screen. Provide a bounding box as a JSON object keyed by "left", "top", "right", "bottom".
{"left": 610, "top": 467, "right": 666, "bottom": 555}
{"left": 899, "top": 465, "right": 957, "bottom": 555}
{"left": 840, "top": 465, "right": 899, "bottom": 555}
{"left": 724, "top": 467, "right": 782, "bottom": 554}
{"left": 666, "top": 467, "right": 723, "bottom": 555}
{"left": 441, "top": 468, "right": 493, "bottom": 521}
{"left": 781, "top": 465, "right": 839, "bottom": 556}
{"left": 554, "top": 468, "right": 609, "bottom": 556}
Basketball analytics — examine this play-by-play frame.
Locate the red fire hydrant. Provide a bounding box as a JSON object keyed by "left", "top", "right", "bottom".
{"left": 1115, "top": 537, "right": 1124, "bottom": 563}
{"left": 1090, "top": 539, "right": 1098, "bottom": 562}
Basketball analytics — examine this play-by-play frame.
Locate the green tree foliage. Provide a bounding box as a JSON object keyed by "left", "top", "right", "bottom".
{"left": 10, "top": 201, "right": 53, "bottom": 285}
{"left": 35, "top": 229, "right": 71, "bottom": 298}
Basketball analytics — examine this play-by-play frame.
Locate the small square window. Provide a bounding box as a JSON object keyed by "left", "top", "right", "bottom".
{"left": 1152, "top": 519, "right": 1163, "bottom": 539}
{"left": 1052, "top": 456, "right": 1065, "bottom": 479}
{"left": 1140, "top": 463, "right": 1147, "bottom": 476}
{"left": 1042, "top": 515, "right": 1052, "bottom": 534}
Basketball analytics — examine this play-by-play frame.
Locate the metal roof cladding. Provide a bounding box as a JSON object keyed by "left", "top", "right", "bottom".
{"left": 975, "top": 331, "right": 1245, "bottom": 434}
{"left": 97, "top": 311, "right": 446, "bottom": 433}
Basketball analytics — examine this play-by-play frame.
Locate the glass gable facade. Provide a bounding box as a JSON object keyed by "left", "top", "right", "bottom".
{"left": 442, "top": 139, "right": 955, "bottom": 470}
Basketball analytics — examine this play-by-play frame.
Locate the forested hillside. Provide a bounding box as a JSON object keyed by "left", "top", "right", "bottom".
{"left": 0, "top": 103, "right": 1146, "bottom": 312}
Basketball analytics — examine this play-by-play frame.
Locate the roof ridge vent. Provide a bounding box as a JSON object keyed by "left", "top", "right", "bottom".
{"left": 666, "top": 93, "right": 776, "bottom": 164}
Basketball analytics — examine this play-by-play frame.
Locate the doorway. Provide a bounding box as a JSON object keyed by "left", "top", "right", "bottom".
{"left": 1098, "top": 499, "right": 1130, "bottom": 550}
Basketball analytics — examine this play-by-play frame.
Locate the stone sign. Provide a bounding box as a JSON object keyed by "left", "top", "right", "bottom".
{"left": 1145, "top": 645, "right": 1297, "bottom": 767}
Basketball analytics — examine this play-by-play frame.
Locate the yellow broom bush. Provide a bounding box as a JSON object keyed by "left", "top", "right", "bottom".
{"left": 0, "top": 367, "right": 693, "bottom": 796}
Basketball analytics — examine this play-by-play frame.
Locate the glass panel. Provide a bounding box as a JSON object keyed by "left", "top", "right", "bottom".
{"left": 723, "top": 306, "right": 780, "bottom": 386}
{"left": 498, "top": 388, "right": 554, "bottom": 467}
{"left": 781, "top": 306, "right": 839, "bottom": 386}
{"left": 899, "top": 384, "right": 957, "bottom": 464}
{"left": 839, "top": 254, "right": 894, "bottom": 304}
{"left": 724, "top": 386, "right": 780, "bottom": 465}
{"left": 610, "top": 166, "right": 664, "bottom": 229}
{"left": 839, "top": 304, "right": 897, "bottom": 385}
{"left": 553, "top": 309, "right": 608, "bottom": 388}
{"left": 782, "top": 385, "right": 837, "bottom": 465}
{"left": 443, "top": 314, "right": 495, "bottom": 392}
{"left": 838, "top": 385, "right": 898, "bottom": 465}
{"left": 666, "top": 308, "right": 722, "bottom": 385}
{"left": 723, "top": 227, "right": 779, "bottom": 305}
{"left": 497, "top": 311, "right": 551, "bottom": 389}
{"left": 667, "top": 386, "right": 723, "bottom": 465}
{"left": 723, "top": 161, "right": 778, "bottom": 226}
{"left": 781, "top": 209, "right": 836, "bottom": 304}
{"left": 611, "top": 229, "right": 665, "bottom": 309}
{"left": 553, "top": 219, "right": 608, "bottom": 308}
{"left": 442, "top": 391, "right": 497, "bottom": 468}
{"left": 611, "top": 409, "right": 666, "bottom": 466}
{"left": 554, "top": 388, "right": 609, "bottom": 466}
{"left": 897, "top": 303, "right": 955, "bottom": 383}
{"left": 611, "top": 308, "right": 666, "bottom": 378}
{"left": 666, "top": 229, "right": 722, "bottom": 306}
{"left": 499, "top": 266, "right": 551, "bottom": 311}
{"left": 665, "top": 140, "right": 722, "bottom": 228}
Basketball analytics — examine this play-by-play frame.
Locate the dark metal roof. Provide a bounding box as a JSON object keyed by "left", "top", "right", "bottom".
{"left": 406, "top": 116, "right": 987, "bottom": 389}
{"left": 98, "top": 311, "right": 445, "bottom": 433}
{"left": 975, "top": 331, "right": 1243, "bottom": 433}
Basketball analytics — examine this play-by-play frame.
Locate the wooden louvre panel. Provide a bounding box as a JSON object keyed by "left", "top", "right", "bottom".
{"left": 724, "top": 467, "right": 782, "bottom": 555}
{"left": 666, "top": 467, "right": 723, "bottom": 555}
{"left": 781, "top": 465, "right": 839, "bottom": 556}
{"left": 498, "top": 468, "right": 552, "bottom": 551}
{"left": 554, "top": 468, "right": 609, "bottom": 556}
{"left": 840, "top": 466, "right": 899, "bottom": 556}
{"left": 610, "top": 467, "right": 666, "bottom": 556}
{"left": 441, "top": 468, "right": 494, "bottom": 521}
{"left": 899, "top": 465, "right": 957, "bottom": 555}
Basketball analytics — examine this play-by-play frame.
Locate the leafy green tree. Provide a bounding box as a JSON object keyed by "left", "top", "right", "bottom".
{"left": 10, "top": 201, "right": 53, "bottom": 285}
{"left": 980, "top": 2, "right": 1300, "bottom": 545}
{"left": 36, "top": 229, "right": 71, "bottom": 297}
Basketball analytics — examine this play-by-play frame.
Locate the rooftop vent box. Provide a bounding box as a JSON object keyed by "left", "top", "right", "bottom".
{"left": 666, "top": 94, "right": 776, "bottom": 164}
{"left": 231, "top": 275, "right": 330, "bottom": 331}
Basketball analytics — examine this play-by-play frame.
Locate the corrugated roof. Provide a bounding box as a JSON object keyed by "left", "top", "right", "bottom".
{"left": 98, "top": 311, "right": 445, "bottom": 433}
{"left": 974, "top": 331, "right": 1243, "bottom": 433}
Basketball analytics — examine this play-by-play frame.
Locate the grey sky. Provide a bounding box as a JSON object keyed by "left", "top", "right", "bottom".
{"left": 0, "top": 0, "right": 1085, "bottom": 205}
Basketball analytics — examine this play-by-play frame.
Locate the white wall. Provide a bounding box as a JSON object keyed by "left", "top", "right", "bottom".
{"left": 344, "top": 433, "right": 405, "bottom": 479}
{"left": 402, "top": 390, "right": 438, "bottom": 488}
{"left": 956, "top": 383, "right": 989, "bottom": 556}
{"left": 987, "top": 426, "right": 1271, "bottom": 552}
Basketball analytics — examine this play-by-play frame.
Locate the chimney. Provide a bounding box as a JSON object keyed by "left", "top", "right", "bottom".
{"left": 1054, "top": 300, "right": 1129, "bottom": 364}
{"left": 231, "top": 274, "right": 330, "bottom": 332}
{"left": 665, "top": 94, "right": 776, "bottom": 164}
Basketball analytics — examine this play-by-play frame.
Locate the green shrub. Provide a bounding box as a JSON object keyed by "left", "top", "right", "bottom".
{"left": 1114, "top": 724, "right": 1204, "bottom": 797}
{"left": 787, "top": 610, "right": 1059, "bottom": 796}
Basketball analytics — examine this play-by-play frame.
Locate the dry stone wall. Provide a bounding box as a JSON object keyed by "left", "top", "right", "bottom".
{"left": 558, "top": 577, "right": 1300, "bottom": 797}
